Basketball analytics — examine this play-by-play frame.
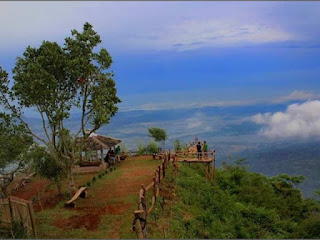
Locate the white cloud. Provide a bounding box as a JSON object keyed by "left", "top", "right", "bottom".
{"left": 273, "top": 90, "right": 314, "bottom": 103}
{"left": 251, "top": 100, "right": 320, "bottom": 138}
{"left": 137, "top": 19, "right": 297, "bottom": 51}
{"left": 186, "top": 113, "right": 212, "bottom": 131}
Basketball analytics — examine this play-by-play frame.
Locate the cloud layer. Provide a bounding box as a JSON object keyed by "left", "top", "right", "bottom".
{"left": 252, "top": 100, "right": 320, "bottom": 138}
{"left": 143, "top": 19, "right": 296, "bottom": 51}
{"left": 1, "top": 2, "right": 319, "bottom": 53}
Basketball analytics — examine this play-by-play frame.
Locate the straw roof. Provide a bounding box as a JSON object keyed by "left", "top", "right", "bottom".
{"left": 76, "top": 132, "right": 121, "bottom": 151}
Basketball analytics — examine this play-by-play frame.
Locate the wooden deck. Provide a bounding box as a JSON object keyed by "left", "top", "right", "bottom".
{"left": 176, "top": 158, "right": 214, "bottom": 163}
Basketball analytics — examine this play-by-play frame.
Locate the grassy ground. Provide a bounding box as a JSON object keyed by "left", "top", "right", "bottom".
{"left": 34, "top": 156, "right": 160, "bottom": 239}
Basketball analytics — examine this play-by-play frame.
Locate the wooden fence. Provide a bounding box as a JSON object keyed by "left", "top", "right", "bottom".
{"left": 132, "top": 152, "right": 176, "bottom": 239}
{"left": 0, "top": 196, "right": 37, "bottom": 237}
{"left": 132, "top": 150, "right": 216, "bottom": 238}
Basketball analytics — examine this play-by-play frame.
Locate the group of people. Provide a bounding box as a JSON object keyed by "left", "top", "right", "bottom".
{"left": 196, "top": 140, "right": 208, "bottom": 160}
{"left": 104, "top": 145, "right": 121, "bottom": 168}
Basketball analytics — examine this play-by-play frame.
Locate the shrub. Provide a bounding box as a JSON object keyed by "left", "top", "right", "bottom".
{"left": 147, "top": 140, "right": 158, "bottom": 154}
{"left": 105, "top": 170, "right": 108, "bottom": 174}
{"left": 92, "top": 176, "right": 96, "bottom": 182}
{"left": 86, "top": 182, "right": 91, "bottom": 187}
{"left": 137, "top": 142, "right": 147, "bottom": 156}
{"left": 173, "top": 139, "right": 183, "bottom": 152}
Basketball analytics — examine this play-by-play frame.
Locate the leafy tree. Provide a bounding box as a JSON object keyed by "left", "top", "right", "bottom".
{"left": 0, "top": 113, "right": 34, "bottom": 198}
{"left": 32, "top": 147, "right": 64, "bottom": 194}
{"left": 0, "top": 23, "right": 121, "bottom": 193}
{"left": 148, "top": 127, "right": 167, "bottom": 149}
{"left": 173, "top": 139, "right": 183, "bottom": 152}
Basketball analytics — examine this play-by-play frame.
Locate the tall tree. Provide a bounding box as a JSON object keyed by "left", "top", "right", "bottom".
{"left": 148, "top": 127, "right": 167, "bottom": 150}
{"left": 0, "top": 23, "right": 121, "bottom": 193}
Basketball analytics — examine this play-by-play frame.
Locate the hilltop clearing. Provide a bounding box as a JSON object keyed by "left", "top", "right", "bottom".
{"left": 11, "top": 156, "right": 159, "bottom": 238}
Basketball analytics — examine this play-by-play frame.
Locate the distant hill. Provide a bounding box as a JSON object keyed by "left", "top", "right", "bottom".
{"left": 235, "top": 140, "right": 320, "bottom": 198}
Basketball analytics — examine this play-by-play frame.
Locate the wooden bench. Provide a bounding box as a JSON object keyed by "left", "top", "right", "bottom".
{"left": 65, "top": 187, "right": 88, "bottom": 207}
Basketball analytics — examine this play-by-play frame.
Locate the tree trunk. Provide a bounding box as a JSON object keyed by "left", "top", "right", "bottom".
{"left": 67, "top": 168, "right": 76, "bottom": 195}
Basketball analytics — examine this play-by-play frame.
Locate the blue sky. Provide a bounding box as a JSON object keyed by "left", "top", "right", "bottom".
{"left": 1, "top": 1, "right": 320, "bottom": 111}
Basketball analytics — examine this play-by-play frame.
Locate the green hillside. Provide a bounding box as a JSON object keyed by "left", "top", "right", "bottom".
{"left": 149, "top": 162, "right": 320, "bottom": 239}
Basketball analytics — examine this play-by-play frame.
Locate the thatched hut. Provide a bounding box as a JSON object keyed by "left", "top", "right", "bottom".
{"left": 76, "top": 132, "right": 121, "bottom": 163}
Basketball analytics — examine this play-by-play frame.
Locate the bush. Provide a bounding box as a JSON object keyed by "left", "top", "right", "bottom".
{"left": 173, "top": 139, "right": 183, "bottom": 152}
{"left": 105, "top": 170, "right": 108, "bottom": 174}
{"left": 98, "top": 174, "right": 102, "bottom": 178}
{"left": 137, "top": 142, "right": 147, "bottom": 156}
{"left": 92, "top": 176, "right": 96, "bottom": 182}
{"left": 147, "top": 140, "right": 158, "bottom": 154}
{"left": 86, "top": 181, "right": 91, "bottom": 187}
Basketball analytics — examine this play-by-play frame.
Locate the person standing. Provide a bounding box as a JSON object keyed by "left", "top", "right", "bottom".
{"left": 196, "top": 141, "right": 202, "bottom": 160}
{"left": 115, "top": 145, "right": 121, "bottom": 163}
{"left": 203, "top": 141, "right": 208, "bottom": 159}
{"left": 110, "top": 149, "right": 116, "bottom": 166}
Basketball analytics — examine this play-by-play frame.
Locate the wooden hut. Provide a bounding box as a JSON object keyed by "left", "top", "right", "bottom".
{"left": 76, "top": 132, "right": 121, "bottom": 164}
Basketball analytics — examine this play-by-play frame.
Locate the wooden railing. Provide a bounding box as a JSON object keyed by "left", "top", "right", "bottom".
{"left": 132, "top": 152, "right": 177, "bottom": 239}
{"left": 132, "top": 150, "right": 216, "bottom": 238}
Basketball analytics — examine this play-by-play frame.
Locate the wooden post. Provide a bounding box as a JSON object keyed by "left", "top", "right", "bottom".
{"left": 152, "top": 177, "right": 157, "bottom": 197}
{"left": 155, "top": 171, "right": 158, "bottom": 185}
{"left": 158, "top": 166, "right": 161, "bottom": 183}
{"left": 27, "top": 201, "right": 37, "bottom": 238}
{"left": 162, "top": 161, "right": 165, "bottom": 178}
{"left": 133, "top": 210, "right": 144, "bottom": 239}
{"left": 8, "top": 197, "right": 13, "bottom": 229}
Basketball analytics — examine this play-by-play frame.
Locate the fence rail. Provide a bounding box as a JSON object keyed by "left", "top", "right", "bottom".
{"left": 132, "top": 150, "right": 216, "bottom": 238}
{"left": 132, "top": 152, "right": 177, "bottom": 239}
{"left": 0, "top": 196, "right": 37, "bottom": 237}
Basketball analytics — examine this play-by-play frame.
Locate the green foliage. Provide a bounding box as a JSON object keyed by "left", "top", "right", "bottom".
{"left": 86, "top": 181, "right": 91, "bottom": 187}
{"left": 292, "top": 212, "right": 320, "bottom": 238}
{"left": 136, "top": 141, "right": 147, "bottom": 156}
{"left": 147, "top": 140, "right": 158, "bottom": 154}
{"left": 32, "top": 146, "right": 64, "bottom": 193}
{"left": 173, "top": 139, "right": 183, "bottom": 152}
{"left": 148, "top": 127, "right": 167, "bottom": 148}
{"left": 105, "top": 170, "right": 108, "bottom": 174}
{"left": 92, "top": 176, "right": 96, "bottom": 182}
{"left": 156, "top": 162, "right": 320, "bottom": 239}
